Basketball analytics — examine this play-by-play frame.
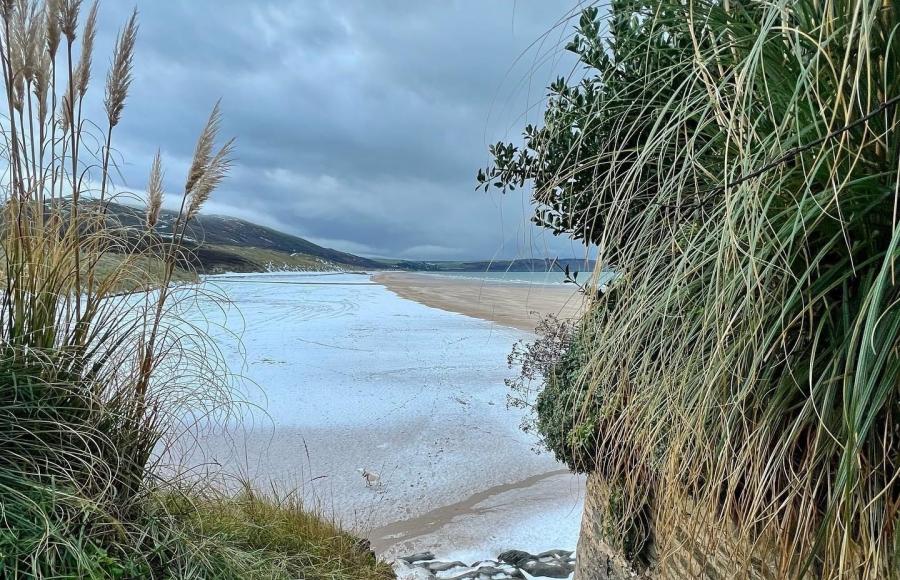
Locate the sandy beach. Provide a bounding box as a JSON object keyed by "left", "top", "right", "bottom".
{"left": 171, "top": 271, "right": 584, "bottom": 563}
{"left": 374, "top": 272, "right": 584, "bottom": 333}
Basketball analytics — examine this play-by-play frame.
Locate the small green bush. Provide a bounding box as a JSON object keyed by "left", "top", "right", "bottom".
{"left": 533, "top": 317, "right": 601, "bottom": 473}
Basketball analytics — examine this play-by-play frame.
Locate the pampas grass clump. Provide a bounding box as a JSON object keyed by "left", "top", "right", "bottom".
{"left": 0, "top": 2, "right": 378, "bottom": 578}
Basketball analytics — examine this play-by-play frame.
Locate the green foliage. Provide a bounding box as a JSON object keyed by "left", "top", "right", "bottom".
{"left": 169, "top": 488, "right": 394, "bottom": 580}
{"left": 478, "top": 1, "right": 712, "bottom": 244}
{"left": 506, "top": 314, "right": 575, "bottom": 440}
{"left": 603, "top": 482, "right": 654, "bottom": 568}
{"left": 532, "top": 317, "right": 600, "bottom": 473}
{"left": 493, "top": 0, "right": 900, "bottom": 576}
{"left": 0, "top": 482, "right": 392, "bottom": 580}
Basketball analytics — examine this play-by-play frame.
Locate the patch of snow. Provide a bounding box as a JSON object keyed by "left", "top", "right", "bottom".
{"left": 166, "top": 272, "right": 583, "bottom": 560}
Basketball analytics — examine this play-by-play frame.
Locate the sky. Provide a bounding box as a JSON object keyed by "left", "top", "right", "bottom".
{"left": 89, "top": 1, "right": 591, "bottom": 260}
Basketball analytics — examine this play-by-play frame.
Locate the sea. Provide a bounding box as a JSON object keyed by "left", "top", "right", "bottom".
{"left": 420, "top": 269, "right": 614, "bottom": 286}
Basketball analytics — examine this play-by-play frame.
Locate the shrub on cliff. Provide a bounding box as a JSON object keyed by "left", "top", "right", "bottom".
{"left": 486, "top": 1, "right": 899, "bottom": 577}
{"left": 534, "top": 325, "right": 597, "bottom": 473}
{"left": 506, "top": 307, "right": 616, "bottom": 474}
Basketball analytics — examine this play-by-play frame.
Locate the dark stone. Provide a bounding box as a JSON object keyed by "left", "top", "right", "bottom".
{"left": 495, "top": 563, "right": 524, "bottom": 576}
{"left": 444, "top": 571, "right": 480, "bottom": 580}
{"left": 522, "top": 560, "right": 573, "bottom": 578}
{"left": 498, "top": 550, "right": 535, "bottom": 567}
{"left": 401, "top": 551, "right": 436, "bottom": 564}
{"left": 426, "top": 560, "right": 468, "bottom": 572}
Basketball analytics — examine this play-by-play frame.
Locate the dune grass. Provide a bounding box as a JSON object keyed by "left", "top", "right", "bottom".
{"left": 486, "top": 0, "right": 899, "bottom": 577}
{"left": 568, "top": 2, "right": 899, "bottom": 576}
{"left": 167, "top": 487, "right": 393, "bottom": 580}
{"left": 0, "top": 2, "right": 389, "bottom": 578}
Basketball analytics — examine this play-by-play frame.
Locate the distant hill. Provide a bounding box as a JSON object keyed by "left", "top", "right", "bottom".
{"left": 103, "top": 201, "right": 593, "bottom": 274}
{"left": 104, "top": 202, "right": 384, "bottom": 273}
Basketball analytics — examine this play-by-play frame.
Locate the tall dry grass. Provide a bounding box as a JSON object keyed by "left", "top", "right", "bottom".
{"left": 0, "top": 0, "right": 239, "bottom": 575}
{"left": 501, "top": 0, "right": 898, "bottom": 577}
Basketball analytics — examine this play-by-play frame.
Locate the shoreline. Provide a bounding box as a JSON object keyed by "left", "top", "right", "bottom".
{"left": 183, "top": 271, "right": 585, "bottom": 560}
{"left": 373, "top": 272, "right": 584, "bottom": 332}
{"left": 366, "top": 468, "right": 580, "bottom": 559}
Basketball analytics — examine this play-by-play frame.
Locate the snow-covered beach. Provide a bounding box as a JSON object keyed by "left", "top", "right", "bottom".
{"left": 172, "top": 271, "right": 584, "bottom": 562}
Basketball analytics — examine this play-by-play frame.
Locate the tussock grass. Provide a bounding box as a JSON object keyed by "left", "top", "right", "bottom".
{"left": 168, "top": 486, "right": 394, "bottom": 580}
{"left": 0, "top": 2, "right": 387, "bottom": 578}
{"left": 504, "top": 0, "right": 899, "bottom": 577}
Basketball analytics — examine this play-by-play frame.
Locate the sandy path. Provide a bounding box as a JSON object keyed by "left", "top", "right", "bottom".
{"left": 374, "top": 272, "right": 584, "bottom": 333}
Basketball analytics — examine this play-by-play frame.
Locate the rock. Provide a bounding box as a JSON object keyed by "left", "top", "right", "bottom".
{"left": 444, "top": 565, "right": 514, "bottom": 580}
{"left": 455, "top": 566, "right": 517, "bottom": 580}
{"left": 394, "top": 559, "right": 437, "bottom": 580}
{"left": 435, "top": 567, "right": 477, "bottom": 579}
{"left": 444, "top": 571, "right": 480, "bottom": 580}
{"left": 498, "top": 550, "right": 535, "bottom": 567}
{"left": 472, "top": 560, "right": 499, "bottom": 567}
{"left": 396, "top": 548, "right": 576, "bottom": 580}
{"left": 521, "top": 560, "right": 572, "bottom": 578}
{"left": 401, "top": 552, "right": 437, "bottom": 564}
{"left": 427, "top": 560, "right": 468, "bottom": 572}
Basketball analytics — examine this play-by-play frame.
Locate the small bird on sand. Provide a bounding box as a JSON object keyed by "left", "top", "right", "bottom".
{"left": 357, "top": 468, "right": 381, "bottom": 487}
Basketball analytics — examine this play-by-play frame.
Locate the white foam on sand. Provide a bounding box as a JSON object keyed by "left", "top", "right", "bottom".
{"left": 169, "top": 272, "right": 583, "bottom": 560}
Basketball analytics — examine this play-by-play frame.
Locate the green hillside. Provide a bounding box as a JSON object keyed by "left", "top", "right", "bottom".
{"left": 103, "top": 201, "right": 384, "bottom": 273}
{"left": 104, "top": 201, "right": 593, "bottom": 275}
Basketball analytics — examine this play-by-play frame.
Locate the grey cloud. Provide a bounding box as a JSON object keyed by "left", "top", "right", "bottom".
{"left": 90, "top": 1, "right": 587, "bottom": 260}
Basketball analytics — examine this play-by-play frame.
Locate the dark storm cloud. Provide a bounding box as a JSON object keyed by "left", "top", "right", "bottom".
{"left": 90, "top": 1, "right": 588, "bottom": 259}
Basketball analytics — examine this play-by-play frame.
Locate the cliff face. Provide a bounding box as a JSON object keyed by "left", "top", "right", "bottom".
{"left": 575, "top": 473, "right": 783, "bottom": 580}
{"left": 575, "top": 473, "right": 638, "bottom": 580}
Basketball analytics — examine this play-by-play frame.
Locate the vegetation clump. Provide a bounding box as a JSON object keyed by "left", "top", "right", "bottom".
{"left": 506, "top": 312, "right": 603, "bottom": 473}
{"left": 0, "top": 2, "right": 390, "bottom": 578}
{"left": 489, "top": 0, "right": 900, "bottom": 577}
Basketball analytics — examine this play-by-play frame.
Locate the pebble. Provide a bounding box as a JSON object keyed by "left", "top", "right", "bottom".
{"left": 394, "top": 549, "right": 576, "bottom": 580}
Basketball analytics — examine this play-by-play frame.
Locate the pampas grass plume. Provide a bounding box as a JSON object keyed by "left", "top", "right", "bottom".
{"left": 46, "top": 0, "right": 61, "bottom": 56}
{"left": 105, "top": 8, "right": 136, "bottom": 127}
{"left": 184, "top": 101, "right": 222, "bottom": 195}
{"left": 59, "top": 0, "right": 81, "bottom": 42}
{"left": 74, "top": 0, "right": 96, "bottom": 97}
{"left": 187, "top": 138, "right": 234, "bottom": 220}
{"left": 146, "top": 150, "right": 164, "bottom": 228}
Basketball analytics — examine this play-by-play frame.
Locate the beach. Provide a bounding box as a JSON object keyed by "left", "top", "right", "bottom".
{"left": 374, "top": 272, "right": 584, "bottom": 332}
{"left": 171, "top": 271, "right": 584, "bottom": 562}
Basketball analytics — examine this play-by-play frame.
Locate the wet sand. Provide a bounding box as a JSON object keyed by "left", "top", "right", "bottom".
{"left": 175, "top": 273, "right": 583, "bottom": 562}
{"left": 360, "top": 272, "right": 586, "bottom": 560}
{"left": 367, "top": 468, "right": 582, "bottom": 560}
{"left": 373, "top": 272, "right": 584, "bottom": 333}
